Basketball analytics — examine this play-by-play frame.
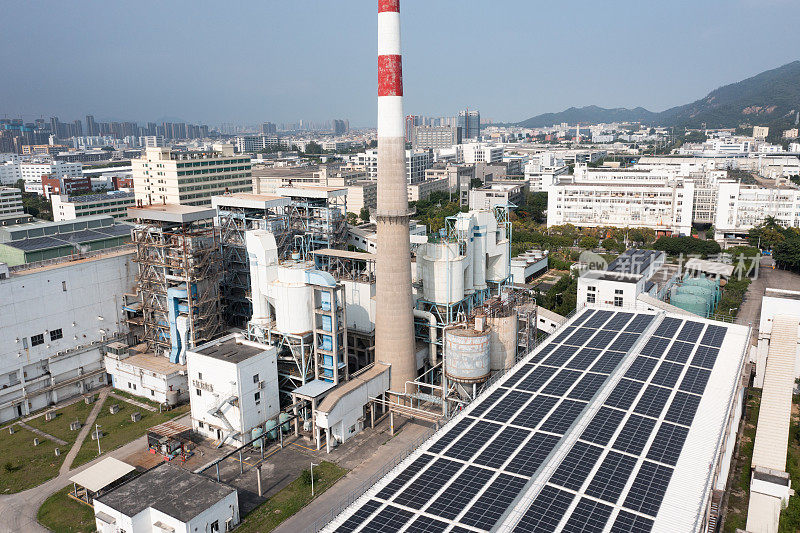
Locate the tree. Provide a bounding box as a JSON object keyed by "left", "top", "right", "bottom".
{"left": 653, "top": 236, "right": 720, "bottom": 257}
{"left": 469, "top": 177, "right": 483, "bottom": 189}
{"left": 359, "top": 206, "right": 371, "bottom": 222}
{"left": 579, "top": 236, "right": 599, "bottom": 250}
{"left": 346, "top": 212, "right": 359, "bottom": 226}
{"left": 305, "top": 141, "right": 322, "bottom": 155}
{"left": 601, "top": 237, "right": 618, "bottom": 251}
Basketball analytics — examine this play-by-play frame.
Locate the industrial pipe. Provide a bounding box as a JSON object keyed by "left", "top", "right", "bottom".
{"left": 413, "top": 309, "right": 437, "bottom": 366}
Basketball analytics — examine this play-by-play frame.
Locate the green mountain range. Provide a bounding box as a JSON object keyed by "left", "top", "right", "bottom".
{"left": 517, "top": 61, "right": 800, "bottom": 130}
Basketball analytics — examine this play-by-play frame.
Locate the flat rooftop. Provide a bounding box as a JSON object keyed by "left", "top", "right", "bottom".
{"left": 276, "top": 185, "right": 347, "bottom": 199}
{"left": 95, "top": 462, "right": 235, "bottom": 523}
{"left": 127, "top": 204, "right": 216, "bottom": 223}
{"left": 312, "top": 247, "right": 375, "bottom": 262}
{"left": 212, "top": 192, "right": 292, "bottom": 211}
{"left": 193, "top": 337, "right": 264, "bottom": 364}
{"left": 608, "top": 249, "right": 664, "bottom": 276}
{"left": 110, "top": 353, "right": 185, "bottom": 376}
{"left": 326, "top": 308, "right": 750, "bottom": 533}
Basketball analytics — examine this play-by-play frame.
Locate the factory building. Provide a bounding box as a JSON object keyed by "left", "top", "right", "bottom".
{"left": 186, "top": 334, "right": 280, "bottom": 446}
{"left": 106, "top": 204, "right": 224, "bottom": 403}
{"left": 326, "top": 307, "right": 751, "bottom": 533}
{"left": 0, "top": 248, "right": 134, "bottom": 423}
{"left": 547, "top": 171, "right": 695, "bottom": 236}
{"left": 93, "top": 462, "right": 239, "bottom": 533}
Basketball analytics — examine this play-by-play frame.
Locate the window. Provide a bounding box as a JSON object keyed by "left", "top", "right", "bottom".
{"left": 253, "top": 374, "right": 260, "bottom": 383}
{"left": 198, "top": 372, "right": 203, "bottom": 380}
{"left": 614, "top": 296, "right": 624, "bottom": 307}
{"left": 587, "top": 293, "right": 596, "bottom": 304}
{"left": 196, "top": 388, "right": 202, "bottom": 396}
{"left": 211, "top": 521, "right": 219, "bottom": 533}
{"left": 614, "top": 289, "right": 623, "bottom": 295}
{"left": 62, "top": 281, "right": 67, "bottom": 292}
{"left": 198, "top": 421, "right": 204, "bottom": 428}
{"left": 49, "top": 329, "right": 63, "bottom": 341}
{"left": 31, "top": 334, "right": 44, "bottom": 346}
{"left": 150, "top": 390, "right": 155, "bottom": 397}
{"left": 254, "top": 392, "right": 261, "bottom": 404}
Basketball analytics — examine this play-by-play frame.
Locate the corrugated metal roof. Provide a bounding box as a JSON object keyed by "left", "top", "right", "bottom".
{"left": 751, "top": 315, "right": 799, "bottom": 472}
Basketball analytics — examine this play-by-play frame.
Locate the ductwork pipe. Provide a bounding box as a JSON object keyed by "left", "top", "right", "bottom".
{"left": 413, "top": 309, "right": 437, "bottom": 366}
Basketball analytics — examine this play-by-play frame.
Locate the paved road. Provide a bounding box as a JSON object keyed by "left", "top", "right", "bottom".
{"left": 274, "top": 418, "right": 434, "bottom": 533}
{"left": 0, "top": 432, "right": 148, "bottom": 532}
{"left": 735, "top": 257, "right": 800, "bottom": 345}
{"left": 0, "top": 410, "right": 191, "bottom": 533}
{"left": 59, "top": 388, "right": 109, "bottom": 475}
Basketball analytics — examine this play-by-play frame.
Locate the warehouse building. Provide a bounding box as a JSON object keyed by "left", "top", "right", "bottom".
{"left": 0, "top": 215, "right": 132, "bottom": 266}
{"left": 326, "top": 308, "right": 750, "bottom": 533}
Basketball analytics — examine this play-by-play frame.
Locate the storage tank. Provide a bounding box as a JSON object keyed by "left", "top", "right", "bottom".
{"left": 271, "top": 264, "right": 314, "bottom": 334}
{"left": 264, "top": 419, "right": 278, "bottom": 440}
{"left": 417, "top": 242, "right": 466, "bottom": 304}
{"left": 671, "top": 293, "right": 709, "bottom": 317}
{"left": 279, "top": 413, "right": 292, "bottom": 433}
{"left": 486, "top": 312, "right": 518, "bottom": 371}
{"left": 445, "top": 327, "right": 491, "bottom": 384}
{"left": 165, "top": 389, "right": 179, "bottom": 407}
{"left": 251, "top": 427, "right": 264, "bottom": 449}
{"left": 677, "top": 285, "right": 714, "bottom": 300}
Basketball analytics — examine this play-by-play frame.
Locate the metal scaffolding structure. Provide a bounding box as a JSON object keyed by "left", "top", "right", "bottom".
{"left": 312, "top": 249, "right": 376, "bottom": 373}
{"left": 214, "top": 191, "right": 349, "bottom": 329}
{"left": 130, "top": 208, "right": 223, "bottom": 357}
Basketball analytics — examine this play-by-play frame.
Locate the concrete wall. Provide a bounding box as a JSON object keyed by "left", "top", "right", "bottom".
{"left": 0, "top": 251, "right": 134, "bottom": 423}
{"left": 577, "top": 274, "right": 644, "bottom": 310}
{"left": 187, "top": 342, "right": 279, "bottom": 445}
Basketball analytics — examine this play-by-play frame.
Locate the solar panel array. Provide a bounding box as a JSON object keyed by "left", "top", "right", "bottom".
{"left": 332, "top": 310, "right": 729, "bottom": 533}
{"left": 515, "top": 317, "right": 727, "bottom": 532}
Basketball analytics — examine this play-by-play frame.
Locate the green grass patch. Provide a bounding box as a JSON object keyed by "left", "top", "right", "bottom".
{"left": 37, "top": 485, "right": 97, "bottom": 533}
{"left": 723, "top": 389, "right": 761, "bottom": 533}
{"left": 26, "top": 399, "right": 95, "bottom": 444}
{"left": 110, "top": 389, "right": 167, "bottom": 410}
{"left": 236, "top": 461, "right": 348, "bottom": 533}
{"left": 71, "top": 402, "right": 189, "bottom": 468}
{"left": 0, "top": 425, "right": 66, "bottom": 493}
{"left": 778, "top": 394, "right": 800, "bottom": 531}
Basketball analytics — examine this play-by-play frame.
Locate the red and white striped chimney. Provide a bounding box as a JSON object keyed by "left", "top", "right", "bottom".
{"left": 375, "top": 0, "right": 417, "bottom": 392}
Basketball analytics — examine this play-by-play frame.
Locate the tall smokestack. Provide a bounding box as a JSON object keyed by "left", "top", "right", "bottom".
{"left": 375, "top": 0, "right": 416, "bottom": 392}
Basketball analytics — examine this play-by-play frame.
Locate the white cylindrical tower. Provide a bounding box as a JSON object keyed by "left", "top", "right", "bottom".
{"left": 375, "top": 0, "right": 417, "bottom": 392}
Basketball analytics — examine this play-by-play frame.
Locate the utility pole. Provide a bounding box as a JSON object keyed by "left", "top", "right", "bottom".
{"left": 95, "top": 424, "right": 102, "bottom": 456}
{"left": 311, "top": 462, "right": 319, "bottom": 496}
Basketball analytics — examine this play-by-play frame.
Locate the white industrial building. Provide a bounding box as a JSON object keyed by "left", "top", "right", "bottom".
{"left": 18, "top": 160, "right": 83, "bottom": 185}
{"left": 350, "top": 149, "right": 432, "bottom": 184}
{"left": 753, "top": 288, "right": 800, "bottom": 387}
{"left": 714, "top": 181, "right": 800, "bottom": 243}
{"left": 0, "top": 187, "right": 23, "bottom": 217}
{"left": 0, "top": 249, "right": 135, "bottom": 423}
{"left": 186, "top": 334, "right": 279, "bottom": 446}
{"left": 94, "top": 462, "right": 239, "bottom": 533}
{"left": 510, "top": 249, "right": 548, "bottom": 284}
{"left": 103, "top": 344, "right": 187, "bottom": 405}
{"left": 131, "top": 145, "right": 252, "bottom": 207}
{"left": 547, "top": 169, "right": 694, "bottom": 235}
{"left": 468, "top": 183, "right": 525, "bottom": 210}
{"left": 51, "top": 191, "right": 135, "bottom": 221}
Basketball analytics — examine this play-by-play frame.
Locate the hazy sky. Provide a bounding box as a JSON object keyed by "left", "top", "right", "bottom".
{"left": 1, "top": 0, "right": 798, "bottom": 127}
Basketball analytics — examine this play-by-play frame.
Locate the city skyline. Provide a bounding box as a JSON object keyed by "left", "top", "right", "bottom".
{"left": 1, "top": 0, "right": 798, "bottom": 127}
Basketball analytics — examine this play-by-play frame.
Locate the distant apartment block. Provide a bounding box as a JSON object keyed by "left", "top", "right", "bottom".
{"left": 412, "top": 125, "right": 462, "bottom": 150}
{"left": 351, "top": 149, "right": 432, "bottom": 184}
{"left": 753, "top": 126, "right": 769, "bottom": 140}
{"left": 468, "top": 182, "right": 526, "bottom": 210}
{"left": 52, "top": 191, "right": 135, "bottom": 221}
{"left": 132, "top": 145, "right": 251, "bottom": 206}
{"left": 408, "top": 176, "right": 449, "bottom": 202}
{"left": 234, "top": 135, "right": 280, "bottom": 153}
{"left": 715, "top": 181, "right": 800, "bottom": 242}
{"left": 458, "top": 109, "right": 480, "bottom": 140}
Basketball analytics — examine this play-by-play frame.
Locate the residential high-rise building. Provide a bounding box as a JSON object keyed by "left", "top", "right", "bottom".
{"left": 333, "top": 119, "right": 348, "bottom": 135}
{"left": 260, "top": 122, "right": 277, "bottom": 135}
{"left": 131, "top": 145, "right": 252, "bottom": 206}
{"left": 458, "top": 108, "right": 481, "bottom": 140}
{"left": 404, "top": 114, "right": 419, "bottom": 144}
{"left": 85, "top": 115, "right": 98, "bottom": 136}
